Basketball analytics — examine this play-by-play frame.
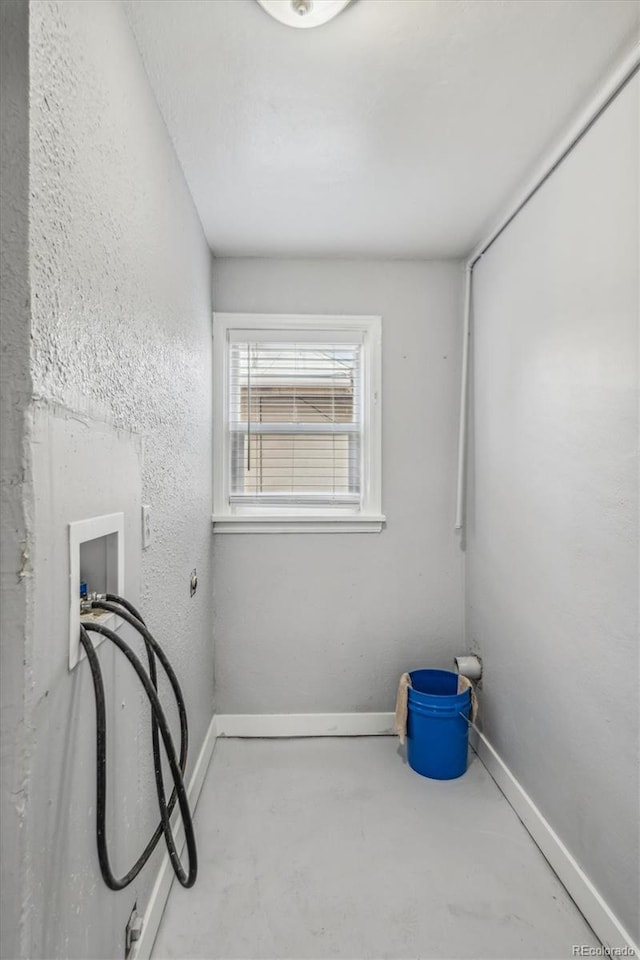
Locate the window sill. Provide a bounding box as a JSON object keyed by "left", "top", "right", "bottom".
{"left": 211, "top": 514, "right": 386, "bottom": 534}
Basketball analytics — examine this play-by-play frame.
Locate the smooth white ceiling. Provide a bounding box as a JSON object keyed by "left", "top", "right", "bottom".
{"left": 124, "top": 0, "right": 639, "bottom": 258}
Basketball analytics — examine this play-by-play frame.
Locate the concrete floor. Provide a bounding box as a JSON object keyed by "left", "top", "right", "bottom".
{"left": 152, "top": 737, "right": 599, "bottom": 959}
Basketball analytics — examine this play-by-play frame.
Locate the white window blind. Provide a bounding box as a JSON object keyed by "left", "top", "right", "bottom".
{"left": 212, "top": 313, "right": 383, "bottom": 533}
{"left": 228, "top": 336, "right": 363, "bottom": 505}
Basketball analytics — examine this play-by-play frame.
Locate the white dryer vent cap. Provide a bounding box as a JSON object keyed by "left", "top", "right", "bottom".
{"left": 256, "top": 0, "right": 351, "bottom": 29}
{"left": 454, "top": 655, "right": 483, "bottom": 682}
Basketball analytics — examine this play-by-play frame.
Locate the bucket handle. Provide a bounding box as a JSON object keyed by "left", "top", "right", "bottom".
{"left": 459, "top": 711, "right": 479, "bottom": 731}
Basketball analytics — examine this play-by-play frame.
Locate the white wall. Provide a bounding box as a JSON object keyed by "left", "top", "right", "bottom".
{"left": 466, "top": 74, "right": 639, "bottom": 941}
{"left": 0, "top": 2, "right": 214, "bottom": 957}
{"left": 0, "top": 4, "right": 31, "bottom": 960}
{"left": 212, "top": 259, "right": 464, "bottom": 713}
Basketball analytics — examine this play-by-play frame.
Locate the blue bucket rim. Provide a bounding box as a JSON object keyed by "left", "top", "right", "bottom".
{"left": 408, "top": 668, "right": 468, "bottom": 699}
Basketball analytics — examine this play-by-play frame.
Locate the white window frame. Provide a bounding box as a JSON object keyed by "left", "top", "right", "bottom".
{"left": 212, "top": 313, "right": 384, "bottom": 534}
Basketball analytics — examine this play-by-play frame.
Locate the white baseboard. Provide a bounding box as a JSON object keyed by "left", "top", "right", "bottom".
{"left": 475, "top": 730, "right": 639, "bottom": 958}
{"left": 214, "top": 711, "right": 395, "bottom": 738}
{"left": 130, "top": 713, "right": 218, "bottom": 960}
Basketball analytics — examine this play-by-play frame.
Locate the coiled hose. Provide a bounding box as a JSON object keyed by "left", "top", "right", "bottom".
{"left": 79, "top": 593, "right": 197, "bottom": 889}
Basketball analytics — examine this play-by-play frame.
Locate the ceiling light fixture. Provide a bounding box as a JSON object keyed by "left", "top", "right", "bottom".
{"left": 256, "top": 0, "right": 351, "bottom": 29}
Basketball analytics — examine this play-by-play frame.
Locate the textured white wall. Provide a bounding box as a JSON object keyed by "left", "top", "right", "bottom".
{"left": 466, "top": 74, "right": 639, "bottom": 941}
{"left": 9, "top": 1, "right": 216, "bottom": 957}
{"left": 0, "top": 4, "right": 31, "bottom": 960}
{"left": 212, "top": 259, "right": 464, "bottom": 713}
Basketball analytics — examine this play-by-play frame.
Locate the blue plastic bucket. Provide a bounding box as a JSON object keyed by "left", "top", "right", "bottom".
{"left": 406, "top": 669, "right": 471, "bottom": 780}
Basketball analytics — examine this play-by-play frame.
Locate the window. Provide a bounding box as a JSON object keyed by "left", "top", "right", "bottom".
{"left": 212, "top": 314, "right": 384, "bottom": 533}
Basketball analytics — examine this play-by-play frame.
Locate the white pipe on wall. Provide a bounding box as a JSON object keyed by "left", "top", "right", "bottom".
{"left": 454, "top": 265, "right": 472, "bottom": 532}
{"left": 454, "top": 42, "right": 640, "bottom": 536}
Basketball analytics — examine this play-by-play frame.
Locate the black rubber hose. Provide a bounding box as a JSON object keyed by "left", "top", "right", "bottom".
{"left": 92, "top": 596, "right": 188, "bottom": 861}
{"left": 85, "top": 596, "right": 188, "bottom": 885}
{"left": 81, "top": 621, "right": 197, "bottom": 888}
{"left": 80, "top": 622, "right": 174, "bottom": 889}
{"left": 94, "top": 596, "right": 189, "bottom": 766}
{"left": 104, "top": 593, "right": 146, "bottom": 627}
{"left": 101, "top": 594, "right": 182, "bottom": 864}
{"left": 80, "top": 623, "right": 197, "bottom": 889}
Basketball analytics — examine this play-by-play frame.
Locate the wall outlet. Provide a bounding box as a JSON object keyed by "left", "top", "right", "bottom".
{"left": 142, "top": 505, "right": 151, "bottom": 549}
{"left": 125, "top": 903, "right": 143, "bottom": 958}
